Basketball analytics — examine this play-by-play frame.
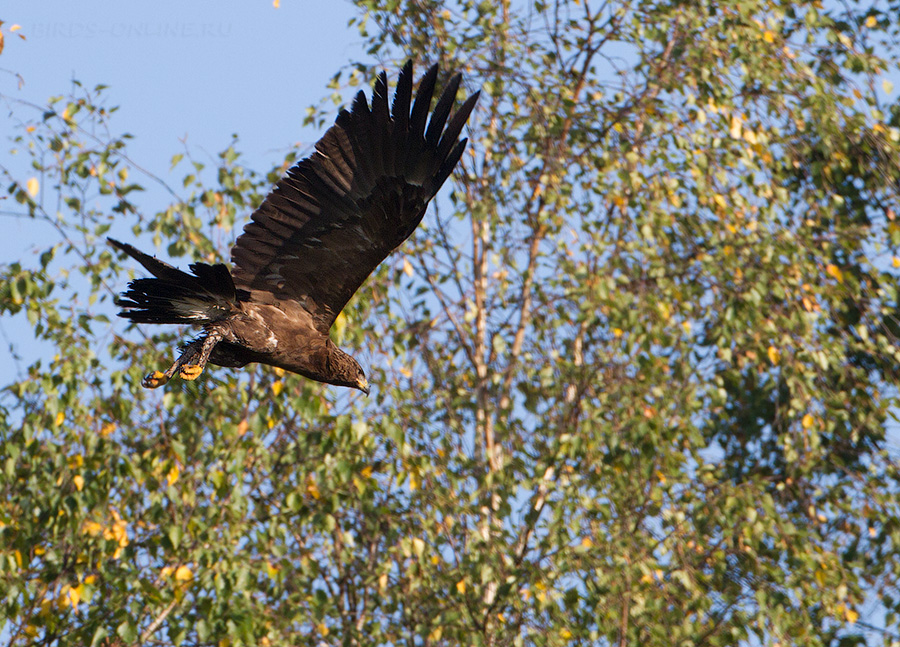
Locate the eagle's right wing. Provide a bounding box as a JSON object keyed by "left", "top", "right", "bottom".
{"left": 229, "top": 61, "right": 479, "bottom": 334}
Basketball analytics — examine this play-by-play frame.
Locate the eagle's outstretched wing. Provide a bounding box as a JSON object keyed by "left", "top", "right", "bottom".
{"left": 230, "top": 61, "right": 479, "bottom": 333}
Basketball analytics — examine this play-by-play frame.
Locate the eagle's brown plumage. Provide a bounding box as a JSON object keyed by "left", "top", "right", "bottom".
{"left": 110, "top": 62, "right": 479, "bottom": 392}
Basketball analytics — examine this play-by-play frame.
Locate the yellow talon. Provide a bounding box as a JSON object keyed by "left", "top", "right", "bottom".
{"left": 142, "top": 370, "right": 169, "bottom": 389}
{"left": 179, "top": 364, "right": 204, "bottom": 380}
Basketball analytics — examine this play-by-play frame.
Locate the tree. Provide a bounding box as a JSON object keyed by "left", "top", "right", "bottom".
{"left": 3, "top": 0, "right": 900, "bottom": 645}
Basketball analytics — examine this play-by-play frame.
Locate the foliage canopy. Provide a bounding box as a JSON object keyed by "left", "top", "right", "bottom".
{"left": 3, "top": 1, "right": 900, "bottom": 645}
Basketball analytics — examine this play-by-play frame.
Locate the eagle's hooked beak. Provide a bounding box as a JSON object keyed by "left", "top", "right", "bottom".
{"left": 357, "top": 376, "right": 370, "bottom": 396}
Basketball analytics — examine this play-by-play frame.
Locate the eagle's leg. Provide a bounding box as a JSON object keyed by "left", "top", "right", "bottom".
{"left": 142, "top": 339, "right": 201, "bottom": 388}
{"left": 178, "top": 328, "right": 224, "bottom": 381}
{"left": 141, "top": 329, "right": 223, "bottom": 388}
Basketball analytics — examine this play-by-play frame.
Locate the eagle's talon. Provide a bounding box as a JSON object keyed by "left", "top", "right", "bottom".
{"left": 179, "top": 364, "right": 204, "bottom": 380}
{"left": 143, "top": 370, "right": 169, "bottom": 389}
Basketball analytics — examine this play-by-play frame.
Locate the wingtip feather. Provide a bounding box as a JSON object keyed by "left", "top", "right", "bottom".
{"left": 436, "top": 90, "right": 479, "bottom": 160}
{"left": 392, "top": 60, "right": 414, "bottom": 130}
{"left": 425, "top": 72, "right": 462, "bottom": 147}
{"left": 409, "top": 64, "right": 439, "bottom": 136}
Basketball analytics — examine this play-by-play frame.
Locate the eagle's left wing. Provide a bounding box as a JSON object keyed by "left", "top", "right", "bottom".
{"left": 230, "top": 62, "right": 478, "bottom": 334}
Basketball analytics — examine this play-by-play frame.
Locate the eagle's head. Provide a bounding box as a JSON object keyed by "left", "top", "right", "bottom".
{"left": 352, "top": 365, "right": 370, "bottom": 395}
{"left": 325, "top": 347, "right": 369, "bottom": 395}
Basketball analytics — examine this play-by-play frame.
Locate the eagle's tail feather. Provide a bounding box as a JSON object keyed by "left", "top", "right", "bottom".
{"left": 108, "top": 238, "right": 237, "bottom": 325}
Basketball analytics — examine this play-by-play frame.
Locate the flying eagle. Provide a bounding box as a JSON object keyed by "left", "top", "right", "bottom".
{"left": 109, "top": 62, "right": 478, "bottom": 393}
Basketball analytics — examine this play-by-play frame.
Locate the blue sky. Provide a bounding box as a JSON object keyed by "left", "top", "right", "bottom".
{"left": 0, "top": 1, "right": 367, "bottom": 246}
{"left": 1, "top": 1, "right": 363, "bottom": 167}
{"left": 0, "top": 1, "right": 367, "bottom": 381}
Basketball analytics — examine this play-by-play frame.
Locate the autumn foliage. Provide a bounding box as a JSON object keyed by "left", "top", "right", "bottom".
{"left": 3, "top": 1, "right": 900, "bottom": 646}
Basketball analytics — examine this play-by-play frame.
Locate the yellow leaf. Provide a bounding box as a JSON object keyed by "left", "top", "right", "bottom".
{"left": 893, "top": 257, "right": 900, "bottom": 268}
{"left": 403, "top": 258, "right": 414, "bottom": 277}
{"left": 166, "top": 465, "right": 179, "bottom": 486}
{"left": 59, "top": 584, "right": 81, "bottom": 610}
{"left": 272, "top": 366, "right": 285, "bottom": 377}
{"left": 802, "top": 414, "right": 814, "bottom": 429}
{"left": 57, "top": 587, "right": 71, "bottom": 609}
{"left": 100, "top": 422, "right": 116, "bottom": 437}
{"left": 378, "top": 572, "right": 388, "bottom": 591}
{"left": 26, "top": 176, "right": 39, "bottom": 197}
{"left": 814, "top": 569, "right": 826, "bottom": 586}
{"left": 9, "top": 24, "right": 21, "bottom": 32}
{"left": 696, "top": 108, "right": 706, "bottom": 124}
{"left": 825, "top": 264, "right": 844, "bottom": 283}
{"left": 730, "top": 115, "right": 742, "bottom": 139}
{"left": 613, "top": 328, "right": 623, "bottom": 338}
{"left": 845, "top": 607, "right": 859, "bottom": 624}
{"left": 714, "top": 194, "right": 727, "bottom": 209}
{"left": 360, "top": 465, "right": 373, "bottom": 478}
{"left": 271, "top": 380, "right": 283, "bottom": 396}
{"left": 658, "top": 302, "right": 671, "bottom": 321}
{"left": 306, "top": 476, "right": 321, "bottom": 500}
{"left": 456, "top": 579, "right": 466, "bottom": 594}
{"left": 866, "top": 15, "right": 877, "bottom": 28}
{"left": 273, "top": 0, "right": 280, "bottom": 6}
{"left": 54, "top": 411, "right": 65, "bottom": 427}
{"left": 174, "top": 565, "right": 193, "bottom": 582}
{"left": 333, "top": 310, "right": 347, "bottom": 340}
{"left": 82, "top": 520, "right": 103, "bottom": 536}
{"left": 763, "top": 30, "right": 775, "bottom": 43}
{"left": 767, "top": 346, "right": 780, "bottom": 365}
{"left": 884, "top": 80, "right": 894, "bottom": 94}
{"left": 73, "top": 475, "right": 85, "bottom": 491}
